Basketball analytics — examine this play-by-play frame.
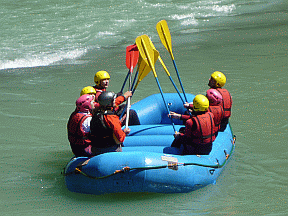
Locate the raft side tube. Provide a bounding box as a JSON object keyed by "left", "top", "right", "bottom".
{"left": 65, "top": 152, "right": 147, "bottom": 194}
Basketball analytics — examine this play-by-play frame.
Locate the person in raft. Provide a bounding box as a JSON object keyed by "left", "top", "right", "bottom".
{"left": 90, "top": 91, "right": 130, "bottom": 155}
{"left": 79, "top": 86, "right": 99, "bottom": 114}
{"left": 167, "top": 95, "right": 216, "bottom": 155}
{"left": 93, "top": 70, "right": 111, "bottom": 100}
{"left": 80, "top": 86, "right": 97, "bottom": 96}
{"left": 170, "top": 89, "right": 224, "bottom": 138}
{"left": 92, "top": 70, "right": 140, "bottom": 125}
{"left": 208, "top": 71, "right": 232, "bottom": 131}
{"left": 67, "top": 94, "right": 95, "bottom": 157}
{"left": 206, "top": 89, "right": 224, "bottom": 136}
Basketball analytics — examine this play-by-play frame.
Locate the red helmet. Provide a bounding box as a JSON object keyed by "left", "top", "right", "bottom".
{"left": 76, "top": 94, "right": 95, "bottom": 112}
{"left": 206, "top": 89, "right": 222, "bottom": 105}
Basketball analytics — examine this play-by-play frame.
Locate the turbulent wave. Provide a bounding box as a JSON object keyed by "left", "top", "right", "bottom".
{"left": 0, "top": 48, "right": 87, "bottom": 70}
{"left": 0, "top": 0, "right": 280, "bottom": 70}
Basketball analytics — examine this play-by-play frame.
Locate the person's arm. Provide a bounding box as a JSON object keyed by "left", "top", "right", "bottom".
{"left": 105, "top": 115, "right": 127, "bottom": 144}
{"left": 169, "top": 112, "right": 190, "bottom": 121}
{"left": 114, "top": 96, "right": 125, "bottom": 107}
{"left": 114, "top": 91, "right": 132, "bottom": 107}
{"left": 180, "top": 114, "right": 190, "bottom": 121}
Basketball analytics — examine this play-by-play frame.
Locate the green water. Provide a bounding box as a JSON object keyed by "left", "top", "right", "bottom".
{"left": 1, "top": 1, "right": 287, "bottom": 215}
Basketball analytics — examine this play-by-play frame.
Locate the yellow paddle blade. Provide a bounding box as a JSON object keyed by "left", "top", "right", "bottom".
{"left": 137, "top": 55, "right": 151, "bottom": 82}
{"left": 135, "top": 35, "right": 149, "bottom": 65}
{"left": 148, "top": 38, "right": 156, "bottom": 50}
{"left": 147, "top": 38, "right": 171, "bottom": 77}
{"left": 156, "top": 20, "right": 174, "bottom": 60}
{"left": 132, "top": 52, "right": 152, "bottom": 92}
{"left": 136, "top": 35, "right": 159, "bottom": 78}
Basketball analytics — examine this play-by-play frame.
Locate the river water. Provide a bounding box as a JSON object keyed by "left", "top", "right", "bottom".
{"left": 1, "top": 0, "right": 287, "bottom": 215}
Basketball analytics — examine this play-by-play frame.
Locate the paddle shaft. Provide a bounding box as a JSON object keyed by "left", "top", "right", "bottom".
{"left": 120, "top": 72, "right": 129, "bottom": 93}
{"left": 157, "top": 20, "right": 188, "bottom": 102}
{"left": 137, "top": 35, "right": 176, "bottom": 132}
{"left": 172, "top": 60, "right": 188, "bottom": 102}
{"left": 123, "top": 44, "right": 139, "bottom": 128}
{"left": 125, "top": 65, "right": 133, "bottom": 128}
{"left": 154, "top": 77, "right": 177, "bottom": 132}
{"left": 131, "top": 70, "right": 139, "bottom": 93}
{"left": 157, "top": 56, "right": 185, "bottom": 104}
{"left": 119, "top": 69, "right": 139, "bottom": 120}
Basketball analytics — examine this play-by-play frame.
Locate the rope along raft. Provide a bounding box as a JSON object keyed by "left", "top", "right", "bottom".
{"left": 64, "top": 135, "right": 236, "bottom": 180}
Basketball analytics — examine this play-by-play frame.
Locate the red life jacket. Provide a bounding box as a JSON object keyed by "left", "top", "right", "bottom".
{"left": 216, "top": 88, "right": 232, "bottom": 119}
{"left": 93, "top": 86, "right": 105, "bottom": 100}
{"left": 208, "top": 105, "right": 224, "bottom": 133}
{"left": 189, "top": 112, "right": 216, "bottom": 145}
{"left": 92, "top": 86, "right": 105, "bottom": 108}
{"left": 67, "top": 111, "right": 92, "bottom": 155}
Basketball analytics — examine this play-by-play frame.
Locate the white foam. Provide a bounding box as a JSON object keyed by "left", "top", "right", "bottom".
{"left": 97, "top": 31, "right": 115, "bottom": 37}
{"left": 211, "top": 4, "right": 236, "bottom": 13}
{"left": 181, "top": 18, "right": 198, "bottom": 26}
{"left": 171, "top": 14, "right": 198, "bottom": 26}
{"left": 171, "top": 14, "right": 196, "bottom": 20}
{"left": 0, "top": 48, "right": 87, "bottom": 70}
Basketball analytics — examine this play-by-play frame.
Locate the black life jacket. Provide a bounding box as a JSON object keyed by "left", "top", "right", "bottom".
{"left": 90, "top": 110, "right": 117, "bottom": 148}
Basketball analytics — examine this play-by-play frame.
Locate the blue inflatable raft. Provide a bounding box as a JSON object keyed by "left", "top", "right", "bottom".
{"left": 64, "top": 93, "right": 235, "bottom": 195}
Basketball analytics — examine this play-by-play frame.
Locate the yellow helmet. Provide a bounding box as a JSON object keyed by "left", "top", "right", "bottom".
{"left": 80, "top": 86, "right": 96, "bottom": 96}
{"left": 94, "top": 70, "right": 110, "bottom": 85}
{"left": 193, "top": 95, "right": 209, "bottom": 112}
{"left": 211, "top": 71, "right": 226, "bottom": 88}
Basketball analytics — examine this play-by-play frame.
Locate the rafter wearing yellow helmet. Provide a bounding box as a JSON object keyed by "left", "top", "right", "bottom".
{"left": 192, "top": 94, "right": 209, "bottom": 112}
{"left": 90, "top": 70, "right": 140, "bottom": 126}
{"left": 209, "top": 71, "right": 226, "bottom": 88}
{"left": 208, "top": 71, "right": 232, "bottom": 131}
{"left": 94, "top": 70, "right": 110, "bottom": 89}
{"left": 168, "top": 93, "right": 215, "bottom": 155}
{"left": 80, "top": 86, "right": 96, "bottom": 96}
